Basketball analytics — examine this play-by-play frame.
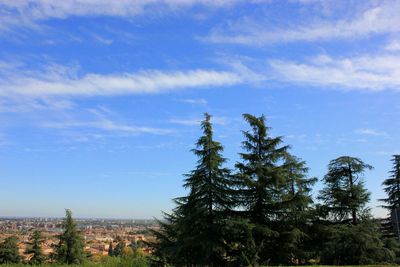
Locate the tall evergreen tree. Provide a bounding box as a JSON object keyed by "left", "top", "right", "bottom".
{"left": 113, "top": 242, "right": 125, "bottom": 257}
{"left": 108, "top": 242, "right": 114, "bottom": 257}
{"left": 381, "top": 155, "right": 400, "bottom": 237}
{"left": 381, "top": 155, "right": 400, "bottom": 210}
{"left": 153, "top": 113, "right": 234, "bottom": 266}
{"left": 273, "top": 154, "right": 317, "bottom": 263}
{"left": 318, "top": 156, "right": 373, "bottom": 224}
{"left": 234, "top": 114, "right": 289, "bottom": 264}
{"left": 0, "top": 236, "right": 21, "bottom": 264}
{"left": 315, "top": 156, "right": 394, "bottom": 264}
{"left": 25, "top": 230, "right": 46, "bottom": 264}
{"left": 55, "top": 209, "right": 85, "bottom": 264}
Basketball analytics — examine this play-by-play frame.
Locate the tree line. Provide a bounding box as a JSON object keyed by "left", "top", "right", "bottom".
{"left": 0, "top": 210, "right": 148, "bottom": 265}
{"left": 1, "top": 113, "right": 400, "bottom": 266}
{"left": 0, "top": 210, "right": 86, "bottom": 265}
{"left": 152, "top": 113, "right": 400, "bottom": 266}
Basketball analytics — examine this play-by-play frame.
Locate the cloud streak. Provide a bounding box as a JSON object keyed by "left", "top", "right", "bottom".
{"left": 0, "top": 0, "right": 242, "bottom": 32}
{"left": 355, "top": 128, "right": 388, "bottom": 137}
{"left": 269, "top": 53, "right": 400, "bottom": 90}
{"left": 169, "top": 116, "right": 229, "bottom": 126}
{"left": 0, "top": 67, "right": 244, "bottom": 97}
{"left": 42, "top": 118, "right": 173, "bottom": 135}
{"left": 204, "top": 1, "right": 400, "bottom": 45}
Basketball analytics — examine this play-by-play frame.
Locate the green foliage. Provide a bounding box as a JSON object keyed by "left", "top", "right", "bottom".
{"left": 107, "top": 242, "right": 113, "bottom": 257}
{"left": 233, "top": 114, "right": 317, "bottom": 265}
{"left": 152, "top": 114, "right": 400, "bottom": 266}
{"left": 234, "top": 114, "right": 289, "bottom": 264}
{"left": 0, "top": 253, "right": 150, "bottom": 267}
{"left": 113, "top": 242, "right": 125, "bottom": 257}
{"left": 25, "top": 230, "right": 46, "bottom": 265}
{"left": 380, "top": 155, "right": 400, "bottom": 238}
{"left": 319, "top": 220, "right": 394, "bottom": 265}
{"left": 152, "top": 113, "right": 235, "bottom": 266}
{"left": 318, "top": 156, "right": 373, "bottom": 224}
{"left": 381, "top": 155, "right": 400, "bottom": 210}
{"left": 54, "top": 209, "right": 85, "bottom": 264}
{"left": 0, "top": 236, "right": 21, "bottom": 264}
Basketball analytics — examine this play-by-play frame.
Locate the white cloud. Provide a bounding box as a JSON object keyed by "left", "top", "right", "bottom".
{"left": 0, "top": 66, "right": 244, "bottom": 97}
{"left": 385, "top": 40, "right": 400, "bottom": 51}
{"left": 0, "top": 0, "right": 242, "bottom": 32}
{"left": 0, "top": 97, "right": 74, "bottom": 113}
{"left": 42, "top": 118, "right": 173, "bottom": 135}
{"left": 169, "top": 116, "right": 229, "bottom": 126}
{"left": 355, "top": 128, "right": 388, "bottom": 137}
{"left": 204, "top": 1, "right": 400, "bottom": 44}
{"left": 269, "top": 54, "right": 400, "bottom": 90}
{"left": 177, "top": 98, "right": 208, "bottom": 105}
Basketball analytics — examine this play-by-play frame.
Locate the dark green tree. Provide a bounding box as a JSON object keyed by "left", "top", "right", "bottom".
{"left": 0, "top": 236, "right": 21, "bottom": 264}
{"left": 55, "top": 209, "right": 85, "bottom": 264}
{"left": 153, "top": 113, "right": 234, "bottom": 266}
{"left": 113, "top": 242, "right": 125, "bottom": 257}
{"left": 381, "top": 155, "right": 400, "bottom": 210}
{"left": 318, "top": 156, "right": 373, "bottom": 224}
{"left": 319, "top": 220, "right": 394, "bottom": 265}
{"left": 273, "top": 154, "right": 317, "bottom": 264}
{"left": 25, "top": 230, "right": 46, "bottom": 264}
{"left": 380, "top": 155, "right": 400, "bottom": 237}
{"left": 315, "top": 156, "right": 395, "bottom": 264}
{"left": 234, "top": 114, "right": 289, "bottom": 264}
{"left": 108, "top": 242, "right": 114, "bottom": 257}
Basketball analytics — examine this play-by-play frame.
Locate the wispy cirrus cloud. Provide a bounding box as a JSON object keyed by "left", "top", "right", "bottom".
{"left": 177, "top": 98, "right": 208, "bottom": 105}
{"left": 385, "top": 40, "right": 400, "bottom": 51}
{"left": 0, "top": 63, "right": 244, "bottom": 97}
{"left": 42, "top": 117, "right": 173, "bottom": 136}
{"left": 0, "top": 97, "right": 74, "bottom": 113}
{"left": 268, "top": 53, "right": 400, "bottom": 90}
{"left": 169, "top": 116, "right": 229, "bottom": 126}
{"left": 355, "top": 128, "right": 388, "bottom": 137}
{"left": 204, "top": 1, "right": 400, "bottom": 45}
{"left": 0, "top": 0, "right": 243, "bottom": 32}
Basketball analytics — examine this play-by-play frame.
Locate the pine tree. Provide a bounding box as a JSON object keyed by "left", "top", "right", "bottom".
{"left": 320, "top": 219, "right": 394, "bottom": 265}
{"left": 234, "top": 114, "right": 289, "bottom": 264}
{"left": 273, "top": 154, "right": 317, "bottom": 263}
{"left": 318, "top": 156, "right": 373, "bottom": 224}
{"left": 108, "top": 242, "right": 114, "bottom": 257}
{"left": 381, "top": 155, "right": 400, "bottom": 210}
{"left": 315, "top": 156, "right": 392, "bottom": 264}
{"left": 380, "top": 155, "right": 400, "bottom": 237}
{"left": 55, "top": 209, "right": 85, "bottom": 264}
{"left": 0, "top": 236, "right": 21, "bottom": 264}
{"left": 153, "top": 113, "right": 234, "bottom": 266}
{"left": 25, "top": 230, "right": 46, "bottom": 264}
{"left": 113, "top": 242, "right": 125, "bottom": 257}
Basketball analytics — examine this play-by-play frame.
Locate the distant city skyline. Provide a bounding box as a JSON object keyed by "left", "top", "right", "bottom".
{"left": 1, "top": 0, "right": 400, "bottom": 218}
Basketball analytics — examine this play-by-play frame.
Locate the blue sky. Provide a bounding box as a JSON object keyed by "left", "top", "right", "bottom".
{"left": 1, "top": 0, "right": 400, "bottom": 219}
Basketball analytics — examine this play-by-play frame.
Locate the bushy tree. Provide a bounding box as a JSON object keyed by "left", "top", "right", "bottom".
{"left": 25, "top": 230, "right": 46, "bottom": 264}
{"left": 320, "top": 220, "right": 394, "bottom": 265}
{"left": 108, "top": 242, "right": 114, "bottom": 257}
{"left": 381, "top": 155, "right": 400, "bottom": 237}
{"left": 234, "top": 114, "right": 318, "bottom": 264}
{"left": 153, "top": 113, "right": 234, "bottom": 266}
{"left": 0, "top": 236, "right": 21, "bottom": 264}
{"left": 315, "top": 156, "right": 394, "bottom": 264}
{"left": 272, "top": 154, "right": 317, "bottom": 263}
{"left": 55, "top": 209, "right": 85, "bottom": 264}
{"left": 235, "top": 114, "right": 288, "bottom": 226}
{"left": 381, "top": 155, "right": 400, "bottom": 210}
{"left": 113, "top": 242, "right": 125, "bottom": 257}
{"left": 318, "top": 156, "right": 373, "bottom": 224}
